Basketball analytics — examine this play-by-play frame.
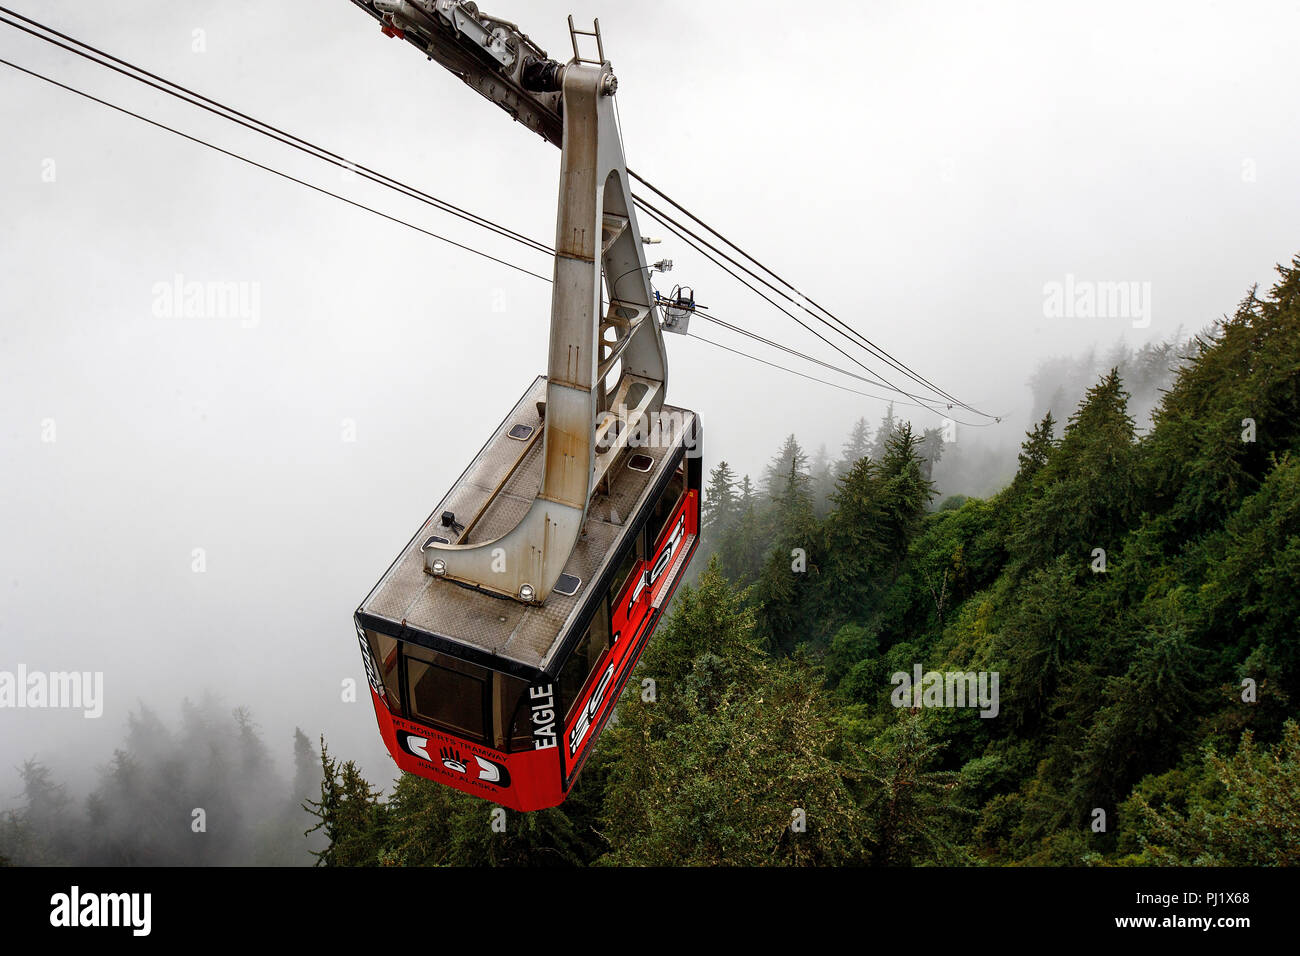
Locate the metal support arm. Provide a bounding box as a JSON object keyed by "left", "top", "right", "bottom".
{"left": 421, "top": 54, "right": 668, "bottom": 603}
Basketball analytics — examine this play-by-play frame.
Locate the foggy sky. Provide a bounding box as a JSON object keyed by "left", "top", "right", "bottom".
{"left": 2, "top": 0, "right": 1298, "bottom": 799}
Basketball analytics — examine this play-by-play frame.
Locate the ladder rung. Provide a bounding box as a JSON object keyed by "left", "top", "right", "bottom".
{"left": 601, "top": 213, "right": 629, "bottom": 255}
{"left": 597, "top": 303, "right": 650, "bottom": 379}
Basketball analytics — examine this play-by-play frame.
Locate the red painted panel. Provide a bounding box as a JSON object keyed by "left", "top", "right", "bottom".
{"left": 562, "top": 489, "right": 699, "bottom": 780}
{"left": 364, "top": 487, "right": 700, "bottom": 811}
{"left": 369, "top": 690, "right": 564, "bottom": 812}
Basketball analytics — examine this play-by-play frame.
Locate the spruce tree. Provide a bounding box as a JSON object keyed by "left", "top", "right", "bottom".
{"left": 719, "top": 475, "right": 766, "bottom": 583}
{"left": 701, "top": 460, "right": 739, "bottom": 536}
{"left": 810, "top": 444, "right": 837, "bottom": 517}
{"left": 305, "top": 740, "right": 388, "bottom": 866}
{"left": 869, "top": 403, "right": 897, "bottom": 459}
{"left": 1011, "top": 369, "right": 1138, "bottom": 568}
{"left": 762, "top": 434, "right": 809, "bottom": 499}
{"left": 917, "top": 426, "right": 945, "bottom": 483}
{"left": 839, "top": 417, "right": 871, "bottom": 474}
{"left": 1015, "top": 412, "right": 1057, "bottom": 488}
{"left": 755, "top": 457, "right": 820, "bottom": 651}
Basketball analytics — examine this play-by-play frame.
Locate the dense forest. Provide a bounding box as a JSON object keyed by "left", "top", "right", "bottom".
{"left": 301, "top": 256, "right": 1300, "bottom": 867}
{"left": 5, "top": 258, "right": 1298, "bottom": 867}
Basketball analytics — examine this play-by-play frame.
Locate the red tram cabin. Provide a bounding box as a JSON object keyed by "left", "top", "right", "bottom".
{"left": 355, "top": 377, "right": 701, "bottom": 811}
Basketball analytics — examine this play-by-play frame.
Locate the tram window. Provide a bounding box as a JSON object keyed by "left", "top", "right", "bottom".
{"left": 556, "top": 599, "right": 612, "bottom": 719}
{"left": 404, "top": 646, "right": 488, "bottom": 743}
{"left": 367, "top": 630, "right": 402, "bottom": 713}
{"left": 507, "top": 690, "right": 534, "bottom": 751}
{"left": 609, "top": 538, "right": 641, "bottom": 603}
{"left": 493, "top": 672, "right": 534, "bottom": 751}
{"left": 645, "top": 461, "right": 686, "bottom": 554}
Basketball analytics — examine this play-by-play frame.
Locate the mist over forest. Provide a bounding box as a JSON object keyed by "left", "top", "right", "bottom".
{"left": 0, "top": 328, "right": 1206, "bottom": 866}
{"left": 1, "top": 695, "right": 323, "bottom": 866}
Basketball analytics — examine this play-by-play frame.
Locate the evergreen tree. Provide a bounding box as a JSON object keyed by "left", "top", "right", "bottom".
{"left": 292, "top": 727, "right": 318, "bottom": 804}
{"left": 718, "top": 475, "right": 766, "bottom": 584}
{"left": 0, "top": 760, "right": 76, "bottom": 866}
{"left": 839, "top": 416, "right": 871, "bottom": 474}
{"left": 869, "top": 403, "right": 897, "bottom": 459}
{"left": 857, "top": 711, "right": 968, "bottom": 866}
{"left": 1011, "top": 369, "right": 1138, "bottom": 569}
{"left": 1071, "top": 620, "right": 1203, "bottom": 814}
{"left": 754, "top": 456, "right": 820, "bottom": 652}
{"left": 810, "top": 444, "right": 837, "bottom": 517}
{"left": 305, "top": 740, "right": 388, "bottom": 866}
{"left": 762, "top": 434, "right": 809, "bottom": 499}
{"left": 1010, "top": 412, "right": 1057, "bottom": 495}
{"left": 604, "top": 564, "right": 865, "bottom": 864}
{"left": 869, "top": 423, "right": 935, "bottom": 559}
{"left": 701, "top": 460, "right": 739, "bottom": 536}
{"left": 815, "top": 423, "right": 933, "bottom": 632}
{"left": 383, "top": 776, "right": 589, "bottom": 866}
{"left": 1121, "top": 721, "right": 1300, "bottom": 865}
{"left": 917, "top": 426, "right": 945, "bottom": 483}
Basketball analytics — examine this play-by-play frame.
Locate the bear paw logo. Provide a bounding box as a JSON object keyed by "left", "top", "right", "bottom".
{"left": 440, "top": 747, "right": 467, "bottom": 774}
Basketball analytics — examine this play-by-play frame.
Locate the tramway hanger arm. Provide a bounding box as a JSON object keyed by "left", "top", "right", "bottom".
{"left": 349, "top": 2, "right": 670, "bottom": 604}
{"left": 349, "top": 0, "right": 571, "bottom": 148}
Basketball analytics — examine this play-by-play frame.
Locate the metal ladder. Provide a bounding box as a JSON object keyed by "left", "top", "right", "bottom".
{"left": 567, "top": 15, "right": 607, "bottom": 65}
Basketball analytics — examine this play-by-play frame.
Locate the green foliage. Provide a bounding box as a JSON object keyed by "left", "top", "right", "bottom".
{"left": 716, "top": 475, "right": 766, "bottom": 584}
{"left": 601, "top": 582, "right": 866, "bottom": 864}
{"left": 825, "top": 623, "right": 879, "bottom": 688}
{"left": 855, "top": 711, "right": 970, "bottom": 865}
{"left": 380, "top": 776, "right": 589, "bottom": 866}
{"left": 1011, "top": 369, "right": 1139, "bottom": 569}
{"left": 1070, "top": 615, "right": 1205, "bottom": 814}
{"left": 1119, "top": 721, "right": 1300, "bottom": 865}
{"left": 76, "top": 252, "right": 1294, "bottom": 870}
{"left": 814, "top": 423, "right": 934, "bottom": 635}
{"left": 306, "top": 740, "right": 388, "bottom": 867}
{"left": 1199, "top": 453, "right": 1300, "bottom": 699}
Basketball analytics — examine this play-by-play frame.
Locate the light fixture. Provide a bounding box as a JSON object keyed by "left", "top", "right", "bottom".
{"left": 431, "top": 559, "right": 447, "bottom": 576}
{"left": 519, "top": 583, "right": 535, "bottom": 602}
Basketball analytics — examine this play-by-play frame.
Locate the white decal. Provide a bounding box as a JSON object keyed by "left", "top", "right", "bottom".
{"left": 475, "top": 755, "right": 502, "bottom": 783}
{"left": 356, "top": 625, "right": 383, "bottom": 694}
{"left": 569, "top": 662, "right": 616, "bottom": 757}
{"left": 440, "top": 747, "right": 468, "bottom": 773}
{"left": 529, "top": 683, "right": 558, "bottom": 750}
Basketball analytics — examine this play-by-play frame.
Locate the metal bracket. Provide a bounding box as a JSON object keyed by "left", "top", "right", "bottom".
{"left": 422, "top": 59, "right": 667, "bottom": 604}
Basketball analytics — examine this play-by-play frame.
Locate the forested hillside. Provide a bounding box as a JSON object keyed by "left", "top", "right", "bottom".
{"left": 304, "top": 256, "right": 1300, "bottom": 866}
{"left": 5, "top": 259, "right": 1298, "bottom": 868}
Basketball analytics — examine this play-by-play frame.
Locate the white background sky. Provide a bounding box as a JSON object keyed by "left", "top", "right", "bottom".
{"left": 1, "top": 0, "right": 1298, "bottom": 795}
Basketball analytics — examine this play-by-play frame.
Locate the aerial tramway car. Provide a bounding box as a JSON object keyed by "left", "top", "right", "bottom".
{"left": 349, "top": 0, "right": 702, "bottom": 811}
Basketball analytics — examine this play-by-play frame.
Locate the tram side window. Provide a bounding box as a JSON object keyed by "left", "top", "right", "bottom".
{"left": 507, "top": 690, "right": 535, "bottom": 751}
{"left": 609, "top": 536, "right": 642, "bottom": 604}
{"left": 366, "top": 630, "right": 402, "bottom": 713}
{"left": 556, "top": 599, "right": 611, "bottom": 719}
{"left": 645, "top": 460, "right": 686, "bottom": 554}
{"left": 495, "top": 673, "right": 537, "bottom": 752}
{"left": 403, "top": 646, "right": 489, "bottom": 743}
